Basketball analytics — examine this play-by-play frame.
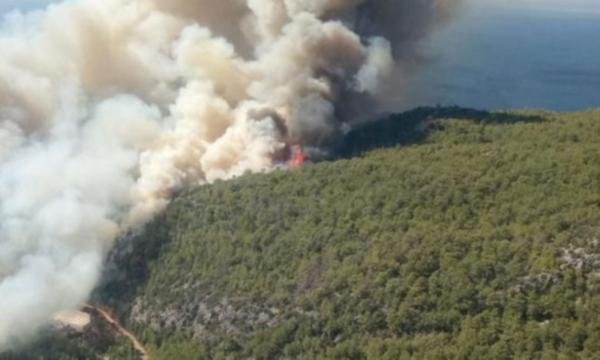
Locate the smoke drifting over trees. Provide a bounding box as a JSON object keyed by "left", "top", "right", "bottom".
{"left": 0, "top": 0, "right": 460, "bottom": 349}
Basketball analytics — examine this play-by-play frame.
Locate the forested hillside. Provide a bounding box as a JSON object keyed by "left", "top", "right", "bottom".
{"left": 6, "top": 107, "right": 600, "bottom": 359}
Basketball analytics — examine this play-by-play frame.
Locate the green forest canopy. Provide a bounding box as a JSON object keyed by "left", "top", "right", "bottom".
{"left": 6, "top": 107, "right": 600, "bottom": 359}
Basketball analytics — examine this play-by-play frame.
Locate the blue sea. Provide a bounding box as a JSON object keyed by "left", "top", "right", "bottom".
{"left": 400, "top": 4, "right": 600, "bottom": 111}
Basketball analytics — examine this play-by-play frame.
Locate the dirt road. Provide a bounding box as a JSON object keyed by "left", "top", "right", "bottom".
{"left": 84, "top": 305, "right": 149, "bottom": 360}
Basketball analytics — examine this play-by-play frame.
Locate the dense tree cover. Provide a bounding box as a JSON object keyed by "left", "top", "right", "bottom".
{"left": 109, "top": 107, "right": 600, "bottom": 359}
{"left": 8, "top": 107, "right": 600, "bottom": 359}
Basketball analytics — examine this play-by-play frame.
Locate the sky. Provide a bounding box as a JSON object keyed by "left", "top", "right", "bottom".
{"left": 489, "top": 0, "right": 600, "bottom": 13}
{"left": 2, "top": 0, "right": 600, "bottom": 111}
{"left": 0, "top": 0, "right": 54, "bottom": 13}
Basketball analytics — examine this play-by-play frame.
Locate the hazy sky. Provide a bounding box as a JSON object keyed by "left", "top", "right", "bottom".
{"left": 2, "top": 0, "right": 599, "bottom": 14}
{"left": 2, "top": 1, "right": 599, "bottom": 21}
{"left": 0, "top": 0, "right": 54, "bottom": 13}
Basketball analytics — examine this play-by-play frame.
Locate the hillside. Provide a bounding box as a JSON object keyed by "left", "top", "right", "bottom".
{"left": 6, "top": 107, "right": 600, "bottom": 359}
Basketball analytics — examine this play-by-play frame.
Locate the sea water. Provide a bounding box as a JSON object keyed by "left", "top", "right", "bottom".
{"left": 403, "top": 4, "right": 600, "bottom": 111}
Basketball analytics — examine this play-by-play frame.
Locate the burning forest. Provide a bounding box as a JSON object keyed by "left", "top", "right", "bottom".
{"left": 0, "top": 0, "right": 461, "bottom": 350}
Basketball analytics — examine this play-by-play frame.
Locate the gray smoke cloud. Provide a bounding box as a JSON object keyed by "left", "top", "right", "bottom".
{"left": 0, "top": 0, "right": 460, "bottom": 349}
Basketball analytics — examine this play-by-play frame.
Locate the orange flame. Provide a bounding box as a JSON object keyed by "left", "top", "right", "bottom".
{"left": 290, "top": 145, "right": 308, "bottom": 168}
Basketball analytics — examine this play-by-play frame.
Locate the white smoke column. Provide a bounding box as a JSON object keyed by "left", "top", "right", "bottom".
{"left": 0, "top": 0, "right": 459, "bottom": 349}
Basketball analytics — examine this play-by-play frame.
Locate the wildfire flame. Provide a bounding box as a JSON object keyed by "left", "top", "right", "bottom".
{"left": 290, "top": 145, "right": 309, "bottom": 168}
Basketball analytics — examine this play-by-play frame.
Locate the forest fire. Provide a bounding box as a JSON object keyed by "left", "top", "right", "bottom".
{"left": 0, "top": 0, "right": 461, "bottom": 348}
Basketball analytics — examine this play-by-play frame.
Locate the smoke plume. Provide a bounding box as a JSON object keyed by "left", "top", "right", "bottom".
{"left": 0, "top": 0, "right": 460, "bottom": 349}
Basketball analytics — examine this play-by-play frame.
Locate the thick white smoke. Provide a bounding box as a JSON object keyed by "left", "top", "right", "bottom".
{"left": 0, "top": 0, "right": 458, "bottom": 349}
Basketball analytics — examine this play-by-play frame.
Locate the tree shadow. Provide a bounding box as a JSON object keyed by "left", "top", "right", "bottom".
{"left": 336, "top": 106, "right": 547, "bottom": 157}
